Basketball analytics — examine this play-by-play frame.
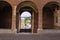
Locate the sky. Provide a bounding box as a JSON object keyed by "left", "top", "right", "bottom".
{"left": 20, "top": 11, "right": 31, "bottom": 18}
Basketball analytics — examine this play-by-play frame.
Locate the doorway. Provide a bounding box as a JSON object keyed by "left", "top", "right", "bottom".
{"left": 43, "top": 2, "right": 60, "bottom": 29}
{"left": 43, "top": 7, "right": 54, "bottom": 29}
{"left": 16, "top": 1, "right": 38, "bottom": 33}
{"left": 0, "top": 1, "right": 12, "bottom": 29}
{"left": 20, "top": 11, "right": 32, "bottom": 32}
{"left": 17, "top": 7, "right": 33, "bottom": 33}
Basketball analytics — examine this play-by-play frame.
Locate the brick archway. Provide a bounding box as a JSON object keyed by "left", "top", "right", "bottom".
{"left": 0, "top": 1, "right": 12, "bottom": 29}
{"left": 16, "top": 1, "right": 38, "bottom": 33}
{"left": 42, "top": 1, "right": 60, "bottom": 29}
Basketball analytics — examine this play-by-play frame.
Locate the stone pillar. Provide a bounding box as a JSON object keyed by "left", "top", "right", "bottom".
{"left": 32, "top": 12, "right": 34, "bottom": 33}
{"left": 11, "top": 6, "right": 16, "bottom": 33}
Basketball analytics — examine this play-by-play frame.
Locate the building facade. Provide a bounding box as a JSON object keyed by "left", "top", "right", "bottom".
{"left": 0, "top": 0, "right": 60, "bottom": 33}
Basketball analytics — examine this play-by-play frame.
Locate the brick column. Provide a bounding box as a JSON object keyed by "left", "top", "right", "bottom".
{"left": 11, "top": 6, "right": 16, "bottom": 33}
{"left": 37, "top": 9, "right": 43, "bottom": 33}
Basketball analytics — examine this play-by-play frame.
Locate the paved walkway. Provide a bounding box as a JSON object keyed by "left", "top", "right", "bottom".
{"left": 0, "top": 29, "right": 60, "bottom": 40}
{"left": 38, "top": 29, "right": 60, "bottom": 34}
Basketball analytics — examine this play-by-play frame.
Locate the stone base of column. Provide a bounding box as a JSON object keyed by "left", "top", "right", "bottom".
{"left": 11, "top": 27, "right": 17, "bottom": 33}
{"left": 37, "top": 28, "right": 43, "bottom": 33}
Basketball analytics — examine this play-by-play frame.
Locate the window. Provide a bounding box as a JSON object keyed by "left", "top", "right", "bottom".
{"left": 56, "top": 16, "right": 58, "bottom": 23}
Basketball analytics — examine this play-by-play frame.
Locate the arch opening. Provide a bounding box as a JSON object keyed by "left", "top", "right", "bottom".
{"left": 20, "top": 11, "right": 32, "bottom": 32}
{"left": 16, "top": 1, "right": 38, "bottom": 33}
{"left": 0, "top": 1, "right": 12, "bottom": 29}
{"left": 43, "top": 2, "right": 60, "bottom": 29}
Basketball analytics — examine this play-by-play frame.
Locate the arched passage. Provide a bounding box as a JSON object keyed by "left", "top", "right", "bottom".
{"left": 16, "top": 1, "right": 38, "bottom": 33}
{"left": 42, "top": 2, "right": 60, "bottom": 29}
{"left": 0, "top": 1, "right": 12, "bottom": 29}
